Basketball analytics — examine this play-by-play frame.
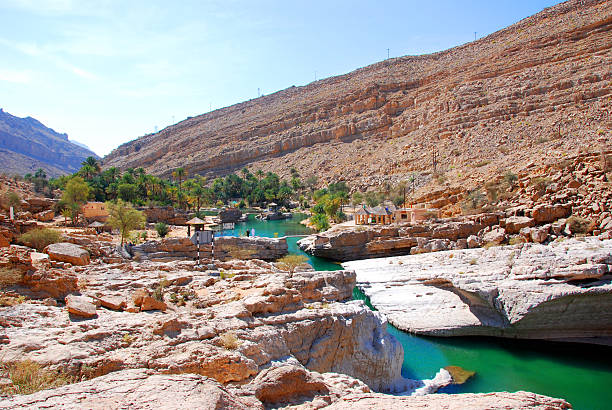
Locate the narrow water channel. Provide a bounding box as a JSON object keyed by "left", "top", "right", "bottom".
{"left": 220, "top": 213, "right": 612, "bottom": 409}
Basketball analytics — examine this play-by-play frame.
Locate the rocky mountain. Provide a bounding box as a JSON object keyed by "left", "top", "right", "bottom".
{"left": 0, "top": 108, "right": 98, "bottom": 177}
{"left": 104, "top": 0, "right": 611, "bottom": 190}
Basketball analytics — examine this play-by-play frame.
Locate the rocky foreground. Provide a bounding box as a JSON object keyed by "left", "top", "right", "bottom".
{"left": 0, "top": 244, "right": 573, "bottom": 408}
{"left": 344, "top": 237, "right": 612, "bottom": 344}
{"left": 0, "top": 369, "right": 570, "bottom": 409}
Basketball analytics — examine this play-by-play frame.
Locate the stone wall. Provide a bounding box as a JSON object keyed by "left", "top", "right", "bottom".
{"left": 131, "top": 236, "right": 288, "bottom": 262}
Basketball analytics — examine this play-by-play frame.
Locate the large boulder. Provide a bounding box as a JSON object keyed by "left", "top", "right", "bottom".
{"left": 0, "top": 369, "right": 254, "bottom": 409}
{"left": 482, "top": 227, "right": 506, "bottom": 245}
{"left": 35, "top": 210, "right": 55, "bottom": 222}
{"left": 504, "top": 216, "right": 535, "bottom": 234}
{"left": 65, "top": 295, "right": 97, "bottom": 318}
{"left": 345, "top": 238, "right": 612, "bottom": 344}
{"left": 251, "top": 364, "right": 329, "bottom": 405}
{"left": 531, "top": 204, "right": 571, "bottom": 224}
{"left": 45, "top": 243, "right": 90, "bottom": 266}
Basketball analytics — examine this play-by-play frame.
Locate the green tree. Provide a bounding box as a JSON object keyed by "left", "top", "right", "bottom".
{"left": 155, "top": 222, "right": 169, "bottom": 238}
{"left": 106, "top": 200, "right": 146, "bottom": 245}
{"left": 351, "top": 192, "right": 364, "bottom": 207}
{"left": 172, "top": 167, "right": 186, "bottom": 208}
{"left": 311, "top": 213, "right": 330, "bottom": 232}
{"left": 305, "top": 175, "right": 318, "bottom": 192}
{"left": 117, "top": 183, "right": 138, "bottom": 203}
{"left": 62, "top": 176, "right": 90, "bottom": 225}
{"left": 82, "top": 156, "right": 101, "bottom": 174}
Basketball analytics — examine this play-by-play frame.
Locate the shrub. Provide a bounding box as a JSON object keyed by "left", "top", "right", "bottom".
{"left": 154, "top": 222, "right": 169, "bottom": 238}
{"left": 0, "top": 294, "right": 26, "bottom": 307}
{"left": 0, "top": 191, "right": 21, "bottom": 211}
{"left": 219, "top": 269, "right": 235, "bottom": 280}
{"left": 310, "top": 213, "right": 330, "bottom": 232}
{"left": 122, "top": 334, "right": 134, "bottom": 346}
{"left": 530, "top": 177, "right": 551, "bottom": 195}
{"left": 566, "top": 216, "right": 593, "bottom": 234}
{"left": 18, "top": 228, "right": 62, "bottom": 251}
{"left": 509, "top": 236, "right": 526, "bottom": 245}
{"left": 0, "top": 360, "right": 76, "bottom": 395}
{"left": 152, "top": 278, "right": 169, "bottom": 301}
{"left": 276, "top": 254, "right": 308, "bottom": 274}
{"left": 461, "top": 189, "right": 486, "bottom": 215}
{"left": 503, "top": 171, "right": 518, "bottom": 188}
{"left": 106, "top": 199, "right": 146, "bottom": 245}
{"left": 219, "top": 331, "right": 241, "bottom": 350}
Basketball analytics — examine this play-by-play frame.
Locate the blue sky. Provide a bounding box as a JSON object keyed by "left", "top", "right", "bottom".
{"left": 0, "top": 0, "right": 563, "bottom": 157}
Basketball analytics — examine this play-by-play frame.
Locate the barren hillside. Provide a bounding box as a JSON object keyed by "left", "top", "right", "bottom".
{"left": 0, "top": 109, "right": 98, "bottom": 177}
{"left": 104, "top": 0, "right": 611, "bottom": 191}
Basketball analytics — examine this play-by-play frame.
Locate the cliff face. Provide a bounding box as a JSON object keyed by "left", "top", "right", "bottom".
{"left": 104, "top": 0, "right": 611, "bottom": 188}
{"left": 344, "top": 237, "right": 612, "bottom": 344}
{"left": 0, "top": 109, "right": 97, "bottom": 177}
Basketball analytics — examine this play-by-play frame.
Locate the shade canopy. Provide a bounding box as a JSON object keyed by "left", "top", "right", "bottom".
{"left": 89, "top": 221, "right": 105, "bottom": 227}
{"left": 186, "top": 217, "right": 206, "bottom": 225}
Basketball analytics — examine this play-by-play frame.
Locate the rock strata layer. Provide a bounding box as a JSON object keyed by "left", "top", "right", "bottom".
{"left": 344, "top": 237, "right": 612, "bottom": 344}
{"left": 104, "top": 0, "right": 611, "bottom": 194}
{"left": 131, "top": 236, "right": 288, "bottom": 262}
{"left": 0, "top": 259, "right": 433, "bottom": 394}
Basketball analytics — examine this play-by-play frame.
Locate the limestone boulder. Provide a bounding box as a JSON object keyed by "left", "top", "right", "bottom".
{"left": 531, "top": 204, "right": 571, "bottom": 224}
{"left": 251, "top": 364, "right": 329, "bottom": 405}
{"left": 326, "top": 391, "right": 571, "bottom": 409}
{"left": 0, "top": 369, "right": 254, "bottom": 410}
{"left": 97, "top": 295, "right": 127, "bottom": 311}
{"left": 345, "top": 237, "right": 612, "bottom": 343}
{"left": 45, "top": 243, "right": 90, "bottom": 266}
{"left": 35, "top": 210, "right": 54, "bottom": 222}
{"left": 530, "top": 225, "right": 550, "bottom": 243}
{"left": 65, "top": 295, "right": 97, "bottom": 318}
{"left": 504, "top": 216, "right": 535, "bottom": 234}
{"left": 140, "top": 295, "right": 167, "bottom": 312}
{"left": 467, "top": 235, "right": 481, "bottom": 248}
{"left": 483, "top": 228, "right": 506, "bottom": 245}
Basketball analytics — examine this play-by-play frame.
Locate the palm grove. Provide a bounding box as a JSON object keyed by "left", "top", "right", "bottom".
{"left": 23, "top": 156, "right": 411, "bottom": 234}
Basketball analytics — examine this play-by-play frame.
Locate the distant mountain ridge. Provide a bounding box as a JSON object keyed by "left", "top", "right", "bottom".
{"left": 0, "top": 108, "right": 98, "bottom": 177}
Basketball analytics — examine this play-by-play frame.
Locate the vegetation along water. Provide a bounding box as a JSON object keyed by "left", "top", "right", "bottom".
{"left": 222, "top": 214, "right": 612, "bottom": 409}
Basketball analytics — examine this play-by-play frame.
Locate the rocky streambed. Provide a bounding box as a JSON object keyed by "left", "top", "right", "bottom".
{"left": 344, "top": 237, "right": 612, "bottom": 344}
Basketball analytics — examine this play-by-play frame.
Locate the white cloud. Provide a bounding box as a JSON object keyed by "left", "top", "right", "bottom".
{"left": 2, "top": 0, "right": 111, "bottom": 16}
{"left": 0, "top": 69, "right": 33, "bottom": 84}
{"left": 0, "top": 38, "right": 98, "bottom": 80}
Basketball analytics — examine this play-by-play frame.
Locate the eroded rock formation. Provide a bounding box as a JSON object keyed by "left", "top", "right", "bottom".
{"left": 131, "top": 236, "right": 288, "bottom": 262}
{"left": 0, "top": 258, "right": 436, "bottom": 396}
{"left": 344, "top": 237, "right": 612, "bottom": 344}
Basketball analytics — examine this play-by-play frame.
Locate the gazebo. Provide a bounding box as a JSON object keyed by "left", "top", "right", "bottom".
{"left": 355, "top": 206, "right": 371, "bottom": 225}
{"left": 88, "top": 221, "right": 105, "bottom": 234}
{"left": 186, "top": 217, "right": 206, "bottom": 237}
{"left": 371, "top": 206, "right": 394, "bottom": 225}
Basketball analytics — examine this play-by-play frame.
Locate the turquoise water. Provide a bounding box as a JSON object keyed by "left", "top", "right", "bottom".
{"left": 353, "top": 281, "right": 612, "bottom": 409}
{"left": 222, "top": 215, "right": 612, "bottom": 409}
{"left": 217, "top": 213, "right": 342, "bottom": 271}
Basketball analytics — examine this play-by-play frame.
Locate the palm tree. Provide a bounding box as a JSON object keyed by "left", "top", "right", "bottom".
{"left": 34, "top": 168, "right": 46, "bottom": 179}
{"left": 256, "top": 169, "right": 264, "bottom": 181}
{"left": 172, "top": 168, "right": 186, "bottom": 208}
{"left": 79, "top": 164, "right": 96, "bottom": 180}
{"left": 82, "top": 156, "right": 101, "bottom": 174}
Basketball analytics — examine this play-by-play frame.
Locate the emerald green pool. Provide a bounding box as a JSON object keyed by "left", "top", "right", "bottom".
{"left": 221, "top": 214, "right": 612, "bottom": 409}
